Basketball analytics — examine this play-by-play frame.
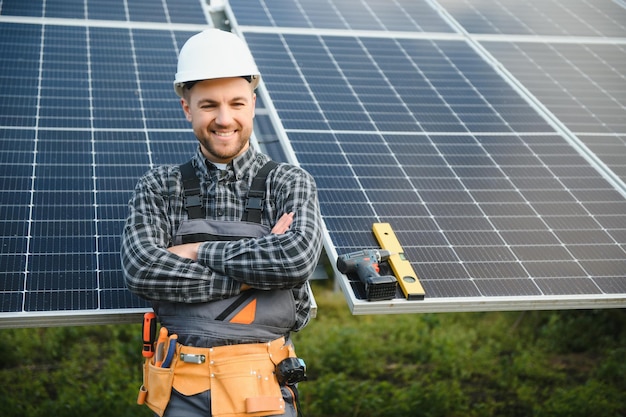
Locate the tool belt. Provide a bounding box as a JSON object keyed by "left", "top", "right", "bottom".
{"left": 138, "top": 336, "right": 296, "bottom": 417}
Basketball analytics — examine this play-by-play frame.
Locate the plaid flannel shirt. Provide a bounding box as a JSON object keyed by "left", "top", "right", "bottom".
{"left": 121, "top": 146, "right": 323, "bottom": 331}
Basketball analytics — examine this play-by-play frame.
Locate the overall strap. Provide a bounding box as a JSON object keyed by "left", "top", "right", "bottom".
{"left": 180, "top": 160, "right": 204, "bottom": 219}
{"left": 241, "top": 160, "right": 278, "bottom": 223}
{"left": 179, "top": 159, "right": 279, "bottom": 223}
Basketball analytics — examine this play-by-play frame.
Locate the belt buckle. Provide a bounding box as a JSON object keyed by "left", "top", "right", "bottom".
{"left": 180, "top": 353, "right": 206, "bottom": 364}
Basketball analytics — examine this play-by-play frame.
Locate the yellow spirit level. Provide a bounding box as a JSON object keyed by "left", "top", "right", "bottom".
{"left": 372, "top": 222, "right": 425, "bottom": 300}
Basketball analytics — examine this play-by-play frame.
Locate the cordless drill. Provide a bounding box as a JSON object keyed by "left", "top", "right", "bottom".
{"left": 336, "top": 249, "right": 398, "bottom": 301}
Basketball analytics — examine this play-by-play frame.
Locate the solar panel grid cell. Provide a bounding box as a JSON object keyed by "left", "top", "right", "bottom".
{"left": 0, "top": 1, "right": 44, "bottom": 17}
{"left": 438, "top": 0, "right": 626, "bottom": 37}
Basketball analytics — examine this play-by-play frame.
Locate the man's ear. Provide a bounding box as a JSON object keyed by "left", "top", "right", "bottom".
{"left": 252, "top": 93, "right": 257, "bottom": 118}
{"left": 181, "top": 98, "right": 192, "bottom": 122}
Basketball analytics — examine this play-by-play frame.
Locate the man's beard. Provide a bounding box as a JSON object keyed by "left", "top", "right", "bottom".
{"left": 196, "top": 129, "right": 250, "bottom": 163}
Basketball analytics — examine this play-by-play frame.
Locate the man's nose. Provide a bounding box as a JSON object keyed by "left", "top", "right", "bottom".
{"left": 215, "top": 106, "right": 234, "bottom": 126}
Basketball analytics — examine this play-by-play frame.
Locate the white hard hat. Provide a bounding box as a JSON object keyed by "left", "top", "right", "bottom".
{"left": 174, "top": 29, "right": 260, "bottom": 97}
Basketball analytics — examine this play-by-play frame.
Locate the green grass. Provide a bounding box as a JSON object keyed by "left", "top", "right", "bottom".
{"left": 1, "top": 283, "right": 624, "bottom": 417}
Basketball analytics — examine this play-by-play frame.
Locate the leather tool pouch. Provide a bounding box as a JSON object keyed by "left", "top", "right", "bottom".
{"left": 165, "top": 337, "right": 294, "bottom": 417}
{"left": 210, "top": 351, "right": 284, "bottom": 417}
{"left": 140, "top": 359, "right": 175, "bottom": 417}
{"left": 212, "top": 338, "right": 295, "bottom": 417}
{"left": 171, "top": 344, "right": 212, "bottom": 395}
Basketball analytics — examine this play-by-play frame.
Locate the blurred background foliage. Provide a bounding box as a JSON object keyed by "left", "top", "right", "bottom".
{"left": 1, "top": 281, "right": 624, "bottom": 417}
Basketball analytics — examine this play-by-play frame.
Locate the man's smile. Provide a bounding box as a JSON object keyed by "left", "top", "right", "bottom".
{"left": 213, "top": 130, "right": 237, "bottom": 138}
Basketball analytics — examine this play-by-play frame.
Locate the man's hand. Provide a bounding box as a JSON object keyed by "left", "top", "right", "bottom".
{"left": 167, "top": 242, "right": 201, "bottom": 261}
{"left": 272, "top": 212, "right": 294, "bottom": 234}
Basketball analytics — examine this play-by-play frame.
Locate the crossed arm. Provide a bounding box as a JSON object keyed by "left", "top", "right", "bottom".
{"left": 166, "top": 212, "right": 295, "bottom": 292}
{"left": 167, "top": 212, "right": 294, "bottom": 261}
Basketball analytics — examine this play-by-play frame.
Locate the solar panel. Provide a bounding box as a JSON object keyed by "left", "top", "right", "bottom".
{"left": 230, "top": 0, "right": 626, "bottom": 313}
{"left": 0, "top": 0, "right": 210, "bottom": 327}
{"left": 1, "top": 0, "right": 625, "bottom": 327}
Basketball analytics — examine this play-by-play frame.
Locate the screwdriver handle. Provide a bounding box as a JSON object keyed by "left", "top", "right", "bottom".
{"left": 154, "top": 327, "right": 169, "bottom": 367}
{"left": 142, "top": 312, "right": 157, "bottom": 358}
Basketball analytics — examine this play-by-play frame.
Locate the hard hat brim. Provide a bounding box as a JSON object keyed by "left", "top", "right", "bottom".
{"left": 174, "top": 75, "right": 260, "bottom": 98}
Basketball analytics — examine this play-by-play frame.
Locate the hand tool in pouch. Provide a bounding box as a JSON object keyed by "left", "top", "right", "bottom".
{"left": 161, "top": 334, "right": 178, "bottom": 368}
{"left": 142, "top": 312, "right": 157, "bottom": 358}
{"left": 154, "top": 327, "right": 169, "bottom": 367}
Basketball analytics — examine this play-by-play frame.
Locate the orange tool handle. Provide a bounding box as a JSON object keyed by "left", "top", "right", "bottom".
{"left": 142, "top": 312, "right": 157, "bottom": 358}
{"left": 154, "top": 327, "right": 169, "bottom": 367}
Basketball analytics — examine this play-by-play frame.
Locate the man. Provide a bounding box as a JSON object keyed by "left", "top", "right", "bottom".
{"left": 121, "top": 29, "right": 323, "bottom": 417}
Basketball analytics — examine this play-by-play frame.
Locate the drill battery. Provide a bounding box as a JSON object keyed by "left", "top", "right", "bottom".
{"left": 360, "top": 274, "right": 397, "bottom": 301}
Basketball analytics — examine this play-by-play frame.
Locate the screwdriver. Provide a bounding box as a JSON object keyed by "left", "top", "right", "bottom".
{"left": 142, "top": 312, "right": 157, "bottom": 358}
{"left": 154, "top": 327, "right": 169, "bottom": 367}
{"left": 161, "top": 334, "right": 178, "bottom": 368}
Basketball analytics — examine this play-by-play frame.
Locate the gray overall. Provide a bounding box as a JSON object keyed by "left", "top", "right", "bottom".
{"left": 155, "top": 160, "right": 299, "bottom": 417}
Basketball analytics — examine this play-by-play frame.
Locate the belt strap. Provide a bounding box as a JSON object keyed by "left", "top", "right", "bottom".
{"left": 177, "top": 336, "right": 293, "bottom": 365}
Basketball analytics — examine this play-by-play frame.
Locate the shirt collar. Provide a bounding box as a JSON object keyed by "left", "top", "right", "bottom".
{"left": 192, "top": 146, "right": 261, "bottom": 179}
